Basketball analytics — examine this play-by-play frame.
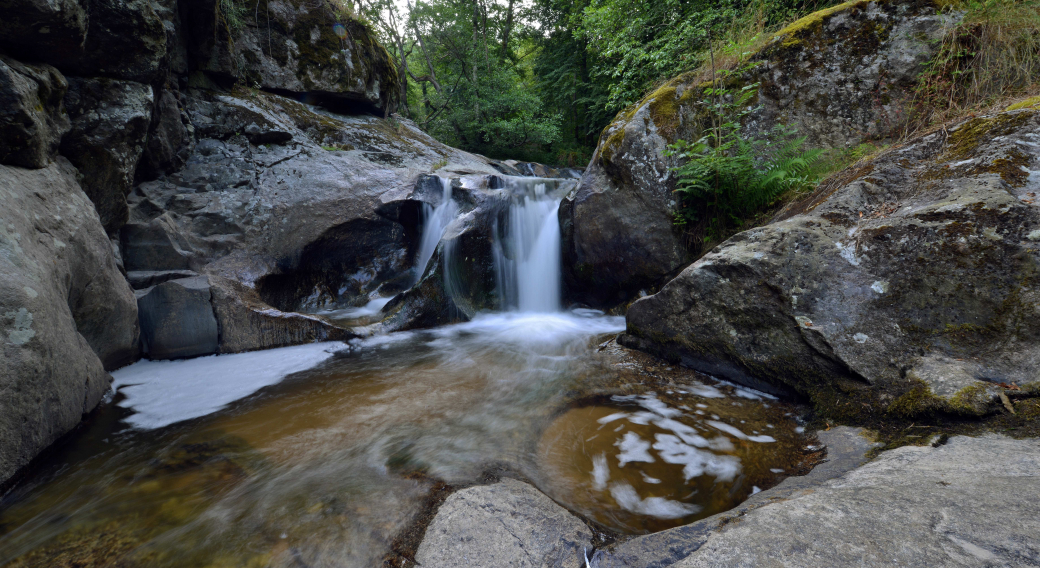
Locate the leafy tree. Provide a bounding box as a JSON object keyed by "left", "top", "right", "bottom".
{"left": 405, "top": 0, "right": 562, "bottom": 158}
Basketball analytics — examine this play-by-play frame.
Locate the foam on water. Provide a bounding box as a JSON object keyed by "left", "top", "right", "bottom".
{"left": 111, "top": 342, "right": 342, "bottom": 429}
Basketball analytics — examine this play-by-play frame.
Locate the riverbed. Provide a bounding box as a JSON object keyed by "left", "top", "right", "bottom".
{"left": 0, "top": 311, "right": 811, "bottom": 567}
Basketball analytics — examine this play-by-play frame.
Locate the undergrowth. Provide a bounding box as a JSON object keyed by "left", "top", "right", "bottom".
{"left": 666, "top": 70, "right": 823, "bottom": 243}
{"left": 907, "top": 0, "right": 1040, "bottom": 135}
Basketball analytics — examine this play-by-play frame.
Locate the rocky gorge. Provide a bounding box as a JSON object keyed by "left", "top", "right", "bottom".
{"left": 0, "top": 0, "right": 1038, "bottom": 566}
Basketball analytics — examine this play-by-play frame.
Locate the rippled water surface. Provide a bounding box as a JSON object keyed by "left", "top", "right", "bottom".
{"left": 0, "top": 312, "right": 809, "bottom": 567}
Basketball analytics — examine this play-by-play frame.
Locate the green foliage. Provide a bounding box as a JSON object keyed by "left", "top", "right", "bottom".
{"left": 405, "top": 0, "right": 562, "bottom": 159}
{"left": 217, "top": 0, "right": 247, "bottom": 36}
{"left": 666, "top": 79, "right": 822, "bottom": 239}
{"left": 576, "top": 0, "right": 840, "bottom": 112}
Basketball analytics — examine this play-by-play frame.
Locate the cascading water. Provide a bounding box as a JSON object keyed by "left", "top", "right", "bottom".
{"left": 493, "top": 178, "right": 566, "bottom": 313}
{"left": 0, "top": 173, "right": 809, "bottom": 568}
{"left": 414, "top": 177, "right": 459, "bottom": 282}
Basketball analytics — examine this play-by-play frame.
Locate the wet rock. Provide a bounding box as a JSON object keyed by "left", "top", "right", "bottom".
{"left": 647, "top": 435, "right": 1040, "bottom": 567}
{"left": 416, "top": 478, "right": 593, "bottom": 568}
{"left": 0, "top": 55, "right": 69, "bottom": 169}
{"left": 209, "top": 276, "right": 354, "bottom": 353}
{"left": 0, "top": 158, "right": 138, "bottom": 486}
{"left": 0, "top": 0, "right": 88, "bottom": 65}
{"left": 61, "top": 77, "right": 154, "bottom": 233}
{"left": 120, "top": 88, "right": 496, "bottom": 353}
{"left": 594, "top": 427, "right": 877, "bottom": 568}
{"left": 181, "top": 0, "right": 398, "bottom": 113}
{"left": 623, "top": 108, "right": 1040, "bottom": 412}
{"left": 567, "top": 0, "right": 959, "bottom": 306}
{"left": 137, "top": 276, "right": 219, "bottom": 360}
{"left": 137, "top": 88, "right": 193, "bottom": 181}
{"left": 126, "top": 269, "right": 200, "bottom": 290}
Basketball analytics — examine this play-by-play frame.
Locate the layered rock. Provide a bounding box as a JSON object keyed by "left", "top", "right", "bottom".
{"left": 0, "top": 159, "right": 138, "bottom": 486}
{"left": 181, "top": 0, "right": 398, "bottom": 113}
{"left": 624, "top": 107, "right": 1040, "bottom": 415}
{"left": 565, "top": 0, "right": 959, "bottom": 306}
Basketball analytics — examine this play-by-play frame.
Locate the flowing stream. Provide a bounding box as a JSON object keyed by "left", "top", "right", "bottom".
{"left": 0, "top": 175, "right": 811, "bottom": 567}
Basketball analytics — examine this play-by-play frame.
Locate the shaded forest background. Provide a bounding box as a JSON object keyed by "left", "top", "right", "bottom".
{"left": 341, "top": 0, "right": 840, "bottom": 165}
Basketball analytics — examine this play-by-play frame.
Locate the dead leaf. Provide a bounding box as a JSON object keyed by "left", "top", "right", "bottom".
{"left": 1000, "top": 391, "right": 1016, "bottom": 415}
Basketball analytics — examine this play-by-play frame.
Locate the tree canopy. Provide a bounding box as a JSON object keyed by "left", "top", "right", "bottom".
{"left": 346, "top": 0, "right": 837, "bottom": 164}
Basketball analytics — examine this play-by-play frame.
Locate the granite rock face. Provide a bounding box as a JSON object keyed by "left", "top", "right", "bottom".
{"left": 0, "top": 159, "right": 138, "bottom": 486}
{"left": 121, "top": 88, "right": 498, "bottom": 353}
{"left": 61, "top": 76, "right": 154, "bottom": 233}
{"left": 0, "top": 55, "right": 69, "bottom": 169}
{"left": 416, "top": 478, "right": 594, "bottom": 568}
{"left": 624, "top": 108, "right": 1040, "bottom": 414}
{"left": 0, "top": 0, "right": 88, "bottom": 65}
{"left": 181, "top": 0, "right": 399, "bottom": 113}
{"left": 565, "top": 0, "right": 959, "bottom": 306}
{"left": 654, "top": 435, "right": 1040, "bottom": 568}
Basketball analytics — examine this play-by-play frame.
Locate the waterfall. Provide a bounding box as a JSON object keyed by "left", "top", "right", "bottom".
{"left": 494, "top": 179, "right": 564, "bottom": 313}
{"left": 414, "top": 177, "right": 459, "bottom": 282}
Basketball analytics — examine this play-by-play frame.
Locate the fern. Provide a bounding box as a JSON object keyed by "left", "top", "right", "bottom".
{"left": 667, "top": 80, "right": 822, "bottom": 239}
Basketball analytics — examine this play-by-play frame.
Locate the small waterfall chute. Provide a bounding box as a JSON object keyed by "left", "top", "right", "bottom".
{"left": 493, "top": 177, "right": 570, "bottom": 313}
{"left": 414, "top": 177, "right": 459, "bottom": 283}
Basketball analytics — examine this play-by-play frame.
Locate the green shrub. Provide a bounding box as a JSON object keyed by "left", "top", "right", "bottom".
{"left": 666, "top": 80, "right": 822, "bottom": 240}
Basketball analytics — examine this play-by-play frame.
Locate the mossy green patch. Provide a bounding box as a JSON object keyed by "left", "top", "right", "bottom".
{"left": 773, "top": 0, "right": 872, "bottom": 48}
{"left": 1007, "top": 95, "right": 1040, "bottom": 111}
{"left": 943, "top": 111, "right": 1034, "bottom": 161}
{"left": 886, "top": 379, "right": 945, "bottom": 418}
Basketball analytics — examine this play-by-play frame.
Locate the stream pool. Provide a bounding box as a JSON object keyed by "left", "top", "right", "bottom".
{"left": 0, "top": 312, "right": 812, "bottom": 567}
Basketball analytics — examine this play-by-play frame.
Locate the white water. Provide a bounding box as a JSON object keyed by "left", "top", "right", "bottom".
{"left": 494, "top": 179, "right": 564, "bottom": 313}
{"left": 110, "top": 342, "right": 342, "bottom": 429}
{"left": 414, "top": 177, "right": 458, "bottom": 282}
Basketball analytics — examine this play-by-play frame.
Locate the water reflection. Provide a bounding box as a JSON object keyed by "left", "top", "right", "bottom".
{"left": 0, "top": 312, "right": 808, "bottom": 567}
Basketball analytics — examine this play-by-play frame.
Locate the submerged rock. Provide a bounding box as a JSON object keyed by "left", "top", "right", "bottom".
{"left": 0, "top": 159, "right": 138, "bottom": 486}
{"left": 566, "top": 0, "right": 959, "bottom": 306}
{"left": 416, "top": 478, "right": 593, "bottom": 568}
{"left": 624, "top": 108, "right": 1040, "bottom": 414}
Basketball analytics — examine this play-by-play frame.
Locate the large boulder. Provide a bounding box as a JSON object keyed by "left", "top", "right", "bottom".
{"left": 0, "top": 55, "right": 69, "bottom": 169}
{"left": 415, "top": 479, "right": 594, "bottom": 568}
{"left": 122, "top": 87, "right": 498, "bottom": 354}
{"left": 136, "top": 276, "right": 219, "bottom": 360}
{"left": 181, "top": 0, "right": 398, "bottom": 113}
{"left": 596, "top": 434, "right": 1040, "bottom": 567}
{"left": 0, "top": 0, "right": 88, "bottom": 65}
{"left": 565, "top": 0, "right": 959, "bottom": 306}
{"left": 0, "top": 158, "right": 139, "bottom": 486}
{"left": 71, "top": 0, "right": 168, "bottom": 83}
{"left": 61, "top": 77, "right": 154, "bottom": 233}
{"left": 623, "top": 107, "right": 1040, "bottom": 416}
